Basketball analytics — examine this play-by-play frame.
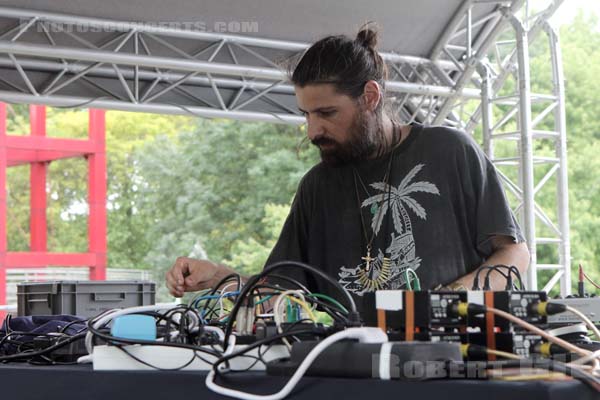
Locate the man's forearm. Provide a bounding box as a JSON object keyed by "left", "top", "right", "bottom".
{"left": 208, "top": 262, "right": 249, "bottom": 288}
{"left": 451, "top": 241, "right": 530, "bottom": 291}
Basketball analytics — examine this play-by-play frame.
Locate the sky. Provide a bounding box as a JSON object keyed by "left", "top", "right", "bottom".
{"left": 548, "top": 0, "right": 600, "bottom": 27}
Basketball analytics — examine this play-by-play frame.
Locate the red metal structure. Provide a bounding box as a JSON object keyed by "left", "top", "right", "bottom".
{"left": 0, "top": 103, "right": 107, "bottom": 310}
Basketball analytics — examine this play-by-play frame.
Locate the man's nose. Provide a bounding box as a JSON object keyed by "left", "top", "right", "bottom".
{"left": 306, "top": 118, "right": 324, "bottom": 141}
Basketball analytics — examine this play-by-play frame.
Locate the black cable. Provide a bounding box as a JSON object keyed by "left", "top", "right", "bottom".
{"left": 223, "top": 353, "right": 264, "bottom": 373}
{"left": 197, "top": 273, "right": 242, "bottom": 319}
{"left": 58, "top": 318, "right": 88, "bottom": 334}
{"left": 85, "top": 318, "right": 221, "bottom": 358}
{"left": 222, "top": 260, "right": 358, "bottom": 352}
{"left": 0, "top": 331, "right": 72, "bottom": 353}
{"left": 279, "top": 318, "right": 318, "bottom": 343}
{"left": 483, "top": 266, "right": 511, "bottom": 290}
{"left": 249, "top": 284, "right": 350, "bottom": 323}
{"left": 263, "top": 273, "right": 312, "bottom": 294}
{"left": 473, "top": 265, "right": 510, "bottom": 290}
{"left": 483, "top": 265, "right": 523, "bottom": 290}
{"left": 159, "top": 304, "right": 204, "bottom": 344}
{"left": 137, "top": 311, "right": 182, "bottom": 328}
{"left": 508, "top": 265, "right": 524, "bottom": 289}
{"left": 263, "top": 261, "right": 357, "bottom": 313}
{"left": 162, "top": 308, "right": 193, "bottom": 343}
{"left": 214, "top": 329, "right": 315, "bottom": 375}
{"left": 0, "top": 332, "right": 87, "bottom": 362}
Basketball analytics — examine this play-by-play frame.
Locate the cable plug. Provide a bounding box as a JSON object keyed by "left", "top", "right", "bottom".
{"left": 448, "top": 302, "right": 486, "bottom": 318}
{"left": 460, "top": 344, "right": 488, "bottom": 360}
{"left": 505, "top": 274, "right": 514, "bottom": 291}
{"left": 346, "top": 311, "right": 362, "bottom": 327}
{"left": 482, "top": 275, "right": 491, "bottom": 291}
{"left": 346, "top": 327, "right": 388, "bottom": 343}
{"left": 534, "top": 341, "right": 569, "bottom": 357}
{"left": 528, "top": 301, "right": 567, "bottom": 316}
{"left": 578, "top": 264, "right": 586, "bottom": 297}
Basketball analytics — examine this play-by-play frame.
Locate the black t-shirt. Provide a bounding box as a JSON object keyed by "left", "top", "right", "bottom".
{"left": 264, "top": 123, "right": 525, "bottom": 316}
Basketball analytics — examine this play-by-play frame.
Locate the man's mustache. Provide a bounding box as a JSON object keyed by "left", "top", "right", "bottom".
{"left": 311, "top": 136, "right": 338, "bottom": 147}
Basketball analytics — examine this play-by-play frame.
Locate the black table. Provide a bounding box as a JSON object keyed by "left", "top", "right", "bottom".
{"left": 0, "top": 363, "right": 595, "bottom": 400}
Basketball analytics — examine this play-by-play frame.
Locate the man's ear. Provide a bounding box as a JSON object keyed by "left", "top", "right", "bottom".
{"left": 362, "top": 80, "right": 382, "bottom": 111}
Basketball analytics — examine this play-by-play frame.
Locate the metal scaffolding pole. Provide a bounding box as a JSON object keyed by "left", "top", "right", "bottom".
{"left": 506, "top": 12, "right": 537, "bottom": 289}
{"left": 478, "top": 63, "right": 494, "bottom": 158}
{"left": 544, "top": 22, "right": 571, "bottom": 295}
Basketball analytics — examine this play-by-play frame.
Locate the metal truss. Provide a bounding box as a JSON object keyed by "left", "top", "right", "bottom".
{"left": 0, "top": 1, "right": 570, "bottom": 294}
{"left": 466, "top": 0, "right": 570, "bottom": 294}
{"left": 0, "top": 6, "right": 482, "bottom": 125}
{"left": 383, "top": 0, "right": 571, "bottom": 296}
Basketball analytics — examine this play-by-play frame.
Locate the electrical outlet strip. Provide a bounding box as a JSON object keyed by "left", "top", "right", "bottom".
{"left": 92, "top": 343, "right": 289, "bottom": 371}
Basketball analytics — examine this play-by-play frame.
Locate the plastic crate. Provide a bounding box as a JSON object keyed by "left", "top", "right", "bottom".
{"left": 17, "top": 281, "right": 156, "bottom": 318}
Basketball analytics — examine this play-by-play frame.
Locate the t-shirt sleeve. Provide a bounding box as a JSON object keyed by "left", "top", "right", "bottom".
{"left": 456, "top": 133, "right": 526, "bottom": 258}
{"left": 263, "top": 173, "right": 316, "bottom": 290}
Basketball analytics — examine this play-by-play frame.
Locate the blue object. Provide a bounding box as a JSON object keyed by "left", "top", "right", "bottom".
{"left": 111, "top": 314, "right": 156, "bottom": 341}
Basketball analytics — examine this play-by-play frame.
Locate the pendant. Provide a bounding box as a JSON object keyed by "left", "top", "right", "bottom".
{"left": 361, "top": 248, "right": 374, "bottom": 272}
{"left": 357, "top": 255, "right": 392, "bottom": 292}
{"left": 370, "top": 203, "right": 378, "bottom": 216}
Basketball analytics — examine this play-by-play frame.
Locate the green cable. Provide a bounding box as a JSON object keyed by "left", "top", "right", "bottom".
{"left": 406, "top": 268, "right": 421, "bottom": 291}
{"left": 254, "top": 295, "right": 273, "bottom": 306}
{"left": 286, "top": 298, "right": 293, "bottom": 322}
{"left": 404, "top": 268, "right": 413, "bottom": 290}
{"left": 306, "top": 293, "right": 349, "bottom": 314}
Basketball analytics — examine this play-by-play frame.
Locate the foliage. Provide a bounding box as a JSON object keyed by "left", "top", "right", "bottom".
{"left": 133, "top": 119, "right": 317, "bottom": 299}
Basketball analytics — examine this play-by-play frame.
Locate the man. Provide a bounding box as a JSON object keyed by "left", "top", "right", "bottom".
{"left": 165, "top": 26, "right": 530, "bottom": 316}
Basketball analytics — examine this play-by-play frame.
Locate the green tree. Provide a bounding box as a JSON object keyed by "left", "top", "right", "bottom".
{"left": 134, "top": 119, "right": 318, "bottom": 299}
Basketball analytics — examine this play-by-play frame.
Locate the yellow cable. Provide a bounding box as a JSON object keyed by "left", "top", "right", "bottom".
{"left": 495, "top": 372, "right": 569, "bottom": 381}
{"left": 487, "top": 349, "right": 523, "bottom": 360}
{"left": 288, "top": 296, "right": 317, "bottom": 322}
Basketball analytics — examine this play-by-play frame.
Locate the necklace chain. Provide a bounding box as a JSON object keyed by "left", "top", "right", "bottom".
{"left": 352, "top": 121, "right": 399, "bottom": 272}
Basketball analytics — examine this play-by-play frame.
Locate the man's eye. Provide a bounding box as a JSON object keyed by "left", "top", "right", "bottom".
{"left": 320, "top": 111, "right": 335, "bottom": 117}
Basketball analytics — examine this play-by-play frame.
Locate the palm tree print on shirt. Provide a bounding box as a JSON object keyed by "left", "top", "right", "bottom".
{"left": 338, "top": 164, "right": 440, "bottom": 295}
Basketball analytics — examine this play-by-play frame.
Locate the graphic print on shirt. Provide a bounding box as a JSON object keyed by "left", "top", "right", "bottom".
{"left": 338, "top": 164, "right": 440, "bottom": 295}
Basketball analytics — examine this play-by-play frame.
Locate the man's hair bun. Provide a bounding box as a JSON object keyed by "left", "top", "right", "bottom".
{"left": 355, "top": 23, "right": 379, "bottom": 50}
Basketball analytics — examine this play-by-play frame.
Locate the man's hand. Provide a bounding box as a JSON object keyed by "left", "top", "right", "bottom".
{"left": 165, "top": 257, "right": 220, "bottom": 297}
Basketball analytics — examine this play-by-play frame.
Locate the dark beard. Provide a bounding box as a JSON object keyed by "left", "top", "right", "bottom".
{"left": 311, "top": 109, "right": 384, "bottom": 166}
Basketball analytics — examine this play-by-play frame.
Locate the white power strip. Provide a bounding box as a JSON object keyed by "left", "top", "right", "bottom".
{"left": 92, "top": 344, "right": 289, "bottom": 371}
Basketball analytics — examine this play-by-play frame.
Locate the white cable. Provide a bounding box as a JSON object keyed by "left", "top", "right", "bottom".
{"left": 565, "top": 305, "right": 600, "bottom": 340}
{"left": 202, "top": 326, "right": 226, "bottom": 343}
{"left": 568, "top": 349, "right": 600, "bottom": 366}
{"left": 223, "top": 334, "right": 237, "bottom": 356}
{"left": 205, "top": 327, "right": 388, "bottom": 400}
{"left": 273, "top": 290, "right": 306, "bottom": 327}
{"left": 378, "top": 342, "right": 394, "bottom": 380}
{"left": 77, "top": 354, "right": 93, "bottom": 364}
{"left": 273, "top": 290, "right": 306, "bottom": 350}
